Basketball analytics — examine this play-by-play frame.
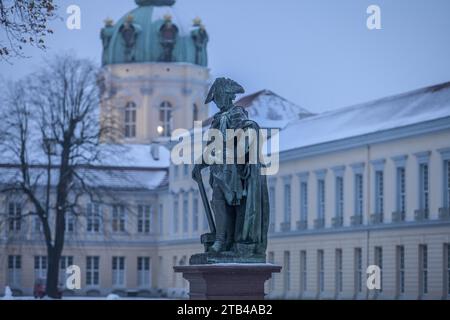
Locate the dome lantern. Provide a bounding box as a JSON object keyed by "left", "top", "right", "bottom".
{"left": 135, "top": 0, "right": 176, "bottom": 6}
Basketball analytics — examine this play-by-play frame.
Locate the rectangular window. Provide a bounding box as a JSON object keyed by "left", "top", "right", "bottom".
{"left": 335, "top": 249, "right": 343, "bottom": 293}
{"left": 193, "top": 195, "right": 199, "bottom": 232}
{"left": 354, "top": 248, "right": 363, "bottom": 294}
{"left": 34, "top": 256, "right": 47, "bottom": 281}
{"left": 318, "top": 180, "right": 325, "bottom": 220}
{"left": 375, "top": 171, "right": 384, "bottom": 221}
{"left": 112, "top": 205, "right": 125, "bottom": 233}
{"left": 419, "top": 245, "right": 428, "bottom": 295}
{"left": 159, "top": 204, "right": 164, "bottom": 234}
{"left": 397, "top": 246, "right": 405, "bottom": 295}
{"left": 300, "top": 182, "right": 308, "bottom": 222}
{"left": 284, "top": 185, "right": 291, "bottom": 223}
{"left": 445, "top": 161, "right": 450, "bottom": 208}
{"left": 87, "top": 203, "right": 101, "bottom": 233}
{"left": 446, "top": 244, "right": 450, "bottom": 296}
{"left": 33, "top": 216, "right": 42, "bottom": 233}
{"left": 183, "top": 165, "right": 189, "bottom": 177}
{"left": 375, "top": 247, "right": 383, "bottom": 292}
{"left": 300, "top": 250, "right": 307, "bottom": 293}
{"left": 268, "top": 252, "right": 275, "bottom": 291}
{"left": 397, "top": 168, "right": 406, "bottom": 220}
{"left": 124, "top": 102, "right": 136, "bottom": 138}
{"left": 8, "top": 202, "right": 21, "bottom": 232}
{"left": 183, "top": 194, "right": 189, "bottom": 233}
{"left": 335, "top": 177, "right": 344, "bottom": 220}
{"left": 318, "top": 250, "right": 324, "bottom": 293}
{"left": 269, "top": 186, "right": 276, "bottom": 229}
{"left": 60, "top": 256, "right": 74, "bottom": 285}
{"left": 8, "top": 255, "right": 21, "bottom": 286}
{"left": 138, "top": 205, "right": 151, "bottom": 233}
{"left": 86, "top": 256, "right": 100, "bottom": 286}
{"left": 283, "top": 251, "right": 290, "bottom": 292}
{"left": 355, "top": 174, "right": 364, "bottom": 217}
{"left": 65, "top": 214, "right": 74, "bottom": 233}
{"left": 173, "top": 200, "right": 179, "bottom": 233}
{"left": 419, "top": 164, "right": 429, "bottom": 218}
{"left": 137, "top": 257, "right": 151, "bottom": 287}
{"left": 112, "top": 257, "right": 125, "bottom": 287}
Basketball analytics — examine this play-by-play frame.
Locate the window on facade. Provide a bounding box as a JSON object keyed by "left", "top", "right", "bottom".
{"left": 300, "top": 250, "right": 307, "bottom": 293}
{"left": 193, "top": 195, "right": 199, "bottom": 232}
{"left": 183, "top": 194, "right": 189, "bottom": 233}
{"left": 137, "top": 257, "right": 151, "bottom": 287}
{"left": 318, "top": 250, "right": 325, "bottom": 293}
{"left": 375, "top": 247, "right": 383, "bottom": 292}
{"left": 159, "top": 204, "right": 164, "bottom": 235}
{"left": 8, "top": 202, "right": 21, "bottom": 232}
{"left": 445, "top": 161, "right": 450, "bottom": 209}
{"left": 173, "top": 200, "right": 179, "bottom": 233}
{"left": 318, "top": 180, "right": 325, "bottom": 220}
{"left": 269, "top": 186, "right": 276, "bottom": 228}
{"left": 354, "top": 248, "right": 363, "bottom": 294}
{"left": 446, "top": 244, "right": 450, "bottom": 296}
{"left": 159, "top": 101, "right": 173, "bottom": 137}
{"left": 65, "top": 213, "right": 74, "bottom": 233}
{"left": 112, "top": 205, "right": 125, "bottom": 233}
{"left": 8, "top": 255, "right": 21, "bottom": 286}
{"left": 335, "top": 249, "right": 343, "bottom": 293}
{"left": 193, "top": 103, "right": 199, "bottom": 122}
{"left": 419, "top": 164, "right": 429, "bottom": 218}
{"left": 33, "top": 216, "right": 42, "bottom": 233}
{"left": 112, "top": 257, "right": 125, "bottom": 287}
{"left": 124, "top": 101, "right": 137, "bottom": 138}
{"left": 419, "top": 245, "right": 428, "bottom": 295}
{"left": 300, "top": 182, "right": 308, "bottom": 222}
{"left": 183, "top": 164, "right": 189, "bottom": 177}
{"left": 355, "top": 174, "right": 363, "bottom": 216}
{"left": 336, "top": 177, "right": 344, "bottom": 220}
{"left": 284, "top": 184, "right": 291, "bottom": 223}
{"left": 268, "top": 252, "right": 275, "bottom": 291}
{"left": 138, "top": 205, "right": 151, "bottom": 233}
{"left": 375, "top": 171, "right": 384, "bottom": 219}
{"left": 34, "top": 256, "right": 47, "bottom": 280}
{"left": 60, "top": 256, "right": 74, "bottom": 285}
{"left": 87, "top": 203, "right": 101, "bottom": 233}
{"left": 397, "top": 246, "right": 405, "bottom": 295}
{"left": 397, "top": 167, "right": 406, "bottom": 220}
{"left": 283, "top": 251, "right": 290, "bottom": 292}
{"left": 86, "top": 256, "right": 100, "bottom": 286}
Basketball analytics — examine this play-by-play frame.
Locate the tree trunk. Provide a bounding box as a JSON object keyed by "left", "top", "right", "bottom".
{"left": 46, "top": 247, "right": 62, "bottom": 299}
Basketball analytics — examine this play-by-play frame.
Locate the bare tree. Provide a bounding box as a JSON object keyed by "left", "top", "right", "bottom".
{"left": 0, "top": 0, "right": 57, "bottom": 60}
{"left": 0, "top": 54, "right": 120, "bottom": 298}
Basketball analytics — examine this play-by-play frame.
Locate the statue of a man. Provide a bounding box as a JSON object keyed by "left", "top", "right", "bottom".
{"left": 119, "top": 15, "right": 141, "bottom": 62}
{"left": 191, "top": 18, "right": 209, "bottom": 66}
{"left": 159, "top": 15, "right": 179, "bottom": 62}
{"left": 192, "top": 78, "right": 270, "bottom": 261}
{"left": 100, "top": 18, "right": 115, "bottom": 65}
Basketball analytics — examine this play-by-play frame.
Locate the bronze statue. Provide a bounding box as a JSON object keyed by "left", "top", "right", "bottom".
{"left": 159, "top": 15, "right": 179, "bottom": 62}
{"left": 191, "top": 78, "right": 270, "bottom": 264}
{"left": 100, "top": 18, "right": 114, "bottom": 66}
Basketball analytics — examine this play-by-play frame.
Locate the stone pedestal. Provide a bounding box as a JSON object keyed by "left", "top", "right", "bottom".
{"left": 173, "top": 264, "right": 282, "bottom": 300}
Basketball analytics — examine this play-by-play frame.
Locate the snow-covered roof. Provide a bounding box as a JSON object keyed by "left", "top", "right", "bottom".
{"left": 236, "top": 89, "right": 313, "bottom": 129}
{"left": 278, "top": 81, "right": 450, "bottom": 153}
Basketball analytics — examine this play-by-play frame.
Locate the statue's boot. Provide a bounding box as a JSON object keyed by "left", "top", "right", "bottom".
{"left": 210, "top": 200, "right": 227, "bottom": 253}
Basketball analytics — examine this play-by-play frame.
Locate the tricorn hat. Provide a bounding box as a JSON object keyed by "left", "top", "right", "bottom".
{"left": 205, "top": 78, "right": 245, "bottom": 104}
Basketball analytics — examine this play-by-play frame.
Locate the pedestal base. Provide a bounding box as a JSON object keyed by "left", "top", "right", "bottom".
{"left": 173, "top": 264, "right": 282, "bottom": 300}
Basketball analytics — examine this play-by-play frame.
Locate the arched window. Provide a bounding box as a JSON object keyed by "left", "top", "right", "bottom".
{"left": 193, "top": 103, "right": 199, "bottom": 122}
{"left": 124, "top": 102, "right": 137, "bottom": 138}
{"left": 159, "top": 101, "right": 173, "bottom": 137}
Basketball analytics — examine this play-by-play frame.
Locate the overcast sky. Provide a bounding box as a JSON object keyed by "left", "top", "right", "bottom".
{"left": 1, "top": 0, "right": 450, "bottom": 113}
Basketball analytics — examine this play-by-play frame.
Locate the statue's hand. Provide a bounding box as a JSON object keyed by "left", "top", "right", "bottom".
{"left": 192, "top": 164, "right": 203, "bottom": 182}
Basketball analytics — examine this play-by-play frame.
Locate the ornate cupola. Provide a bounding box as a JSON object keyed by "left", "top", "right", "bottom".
{"left": 99, "top": 0, "right": 210, "bottom": 145}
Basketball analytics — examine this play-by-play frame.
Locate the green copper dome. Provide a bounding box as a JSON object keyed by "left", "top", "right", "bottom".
{"left": 100, "top": 0, "right": 208, "bottom": 66}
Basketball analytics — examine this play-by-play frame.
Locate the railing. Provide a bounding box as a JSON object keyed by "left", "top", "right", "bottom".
{"left": 370, "top": 213, "right": 383, "bottom": 224}
{"left": 280, "top": 222, "right": 291, "bottom": 232}
{"left": 414, "top": 209, "right": 429, "bottom": 221}
{"left": 314, "top": 218, "right": 325, "bottom": 229}
{"left": 392, "top": 211, "right": 405, "bottom": 223}
{"left": 350, "top": 215, "right": 363, "bottom": 226}
{"left": 439, "top": 207, "right": 450, "bottom": 220}
{"left": 296, "top": 220, "right": 308, "bottom": 231}
{"left": 332, "top": 216, "right": 343, "bottom": 228}
{"left": 269, "top": 223, "right": 276, "bottom": 233}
